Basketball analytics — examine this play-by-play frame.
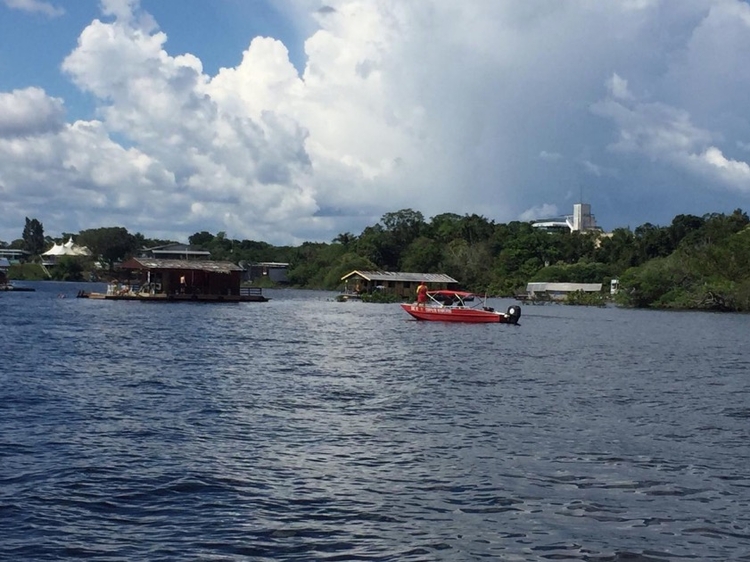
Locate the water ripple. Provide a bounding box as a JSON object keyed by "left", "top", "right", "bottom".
{"left": 2, "top": 285, "right": 750, "bottom": 560}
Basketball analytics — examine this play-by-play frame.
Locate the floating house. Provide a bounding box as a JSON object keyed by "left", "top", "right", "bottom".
{"left": 245, "top": 262, "right": 289, "bottom": 284}
{"left": 520, "top": 282, "right": 603, "bottom": 302}
{"left": 0, "top": 257, "right": 35, "bottom": 291}
{"left": 340, "top": 270, "right": 459, "bottom": 300}
{"left": 78, "top": 258, "right": 268, "bottom": 302}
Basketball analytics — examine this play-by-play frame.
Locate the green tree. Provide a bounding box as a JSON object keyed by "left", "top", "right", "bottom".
{"left": 457, "top": 214, "right": 495, "bottom": 244}
{"left": 356, "top": 224, "right": 399, "bottom": 269}
{"left": 692, "top": 209, "right": 749, "bottom": 245}
{"left": 332, "top": 232, "right": 358, "bottom": 250}
{"left": 441, "top": 239, "right": 493, "bottom": 290}
{"left": 427, "top": 213, "right": 463, "bottom": 242}
{"left": 401, "top": 236, "right": 442, "bottom": 273}
{"left": 381, "top": 208, "right": 425, "bottom": 242}
{"left": 189, "top": 231, "right": 215, "bottom": 247}
{"left": 634, "top": 223, "right": 672, "bottom": 262}
{"left": 322, "top": 252, "right": 377, "bottom": 288}
{"left": 50, "top": 256, "right": 85, "bottom": 281}
{"left": 668, "top": 214, "right": 704, "bottom": 249}
{"left": 286, "top": 242, "right": 342, "bottom": 287}
{"left": 77, "top": 227, "right": 137, "bottom": 270}
{"left": 380, "top": 208, "right": 425, "bottom": 267}
{"left": 618, "top": 223, "right": 750, "bottom": 311}
{"left": 22, "top": 217, "right": 45, "bottom": 255}
{"left": 595, "top": 228, "right": 637, "bottom": 272}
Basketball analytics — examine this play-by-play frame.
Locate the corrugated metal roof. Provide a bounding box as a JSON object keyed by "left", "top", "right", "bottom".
{"left": 151, "top": 249, "right": 210, "bottom": 255}
{"left": 122, "top": 258, "right": 242, "bottom": 273}
{"left": 144, "top": 243, "right": 207, "bottom": 252}
{"left": 526, "top": 282, "right": 602, "bottom": 292}
{"left": 341, "top": 270, "right": 458, "bottom": 283}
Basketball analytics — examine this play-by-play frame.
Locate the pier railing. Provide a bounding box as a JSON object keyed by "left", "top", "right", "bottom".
{"left": 239, "top": 287, "right": 264, "bottom": 297}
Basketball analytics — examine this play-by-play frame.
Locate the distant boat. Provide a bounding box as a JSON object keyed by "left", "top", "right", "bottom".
{"left": 0, "top": 282, "right": 35, "bottom": 292}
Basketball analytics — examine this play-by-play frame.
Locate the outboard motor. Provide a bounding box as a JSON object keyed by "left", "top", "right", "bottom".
{"left": 506, "top": 305, "right": 521, "bottom": 325}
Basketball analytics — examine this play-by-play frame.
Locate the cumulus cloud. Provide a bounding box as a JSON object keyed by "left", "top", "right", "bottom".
{"left": 0, "top": 88, "right": 65, "bottom": 137}
{"left": 519, "top": 203, "right": 560, "bottom": 222}
{"left": 2, "top": 0, "right": 750, "bottom": 243}
{"left": 57, "top": 2, "right": 317, "bottom": 242}
{"left": 539, "top": 151, "right": 563, "bottom": 162}
{"left": 592, "top": 84, "right": 750, "bottom": 192}
{"left": 687, "top": 147, "right": 750, "bottom": 192}
{"left": 607, "top": 73, "right": 634, "bottom": 101}
{"left": 3, "top": 0, "right": 63, "bottom": 17}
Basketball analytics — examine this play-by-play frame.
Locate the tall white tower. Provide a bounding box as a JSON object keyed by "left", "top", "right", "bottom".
{"left": 572, "top": 203, "right": 597, "bottom": 231}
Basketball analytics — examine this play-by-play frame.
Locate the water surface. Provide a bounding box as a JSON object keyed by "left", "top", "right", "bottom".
{"left": 2, "top": 282, "right": 749, "bottom": 560}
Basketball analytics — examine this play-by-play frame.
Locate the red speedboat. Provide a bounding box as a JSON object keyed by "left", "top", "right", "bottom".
{"left": 401, "top": 290, "right": 521, "bottom": 324}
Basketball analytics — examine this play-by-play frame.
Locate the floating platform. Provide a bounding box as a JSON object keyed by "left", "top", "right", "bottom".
{"left": 77, "top": 285, "right": 268, "bottom": 303}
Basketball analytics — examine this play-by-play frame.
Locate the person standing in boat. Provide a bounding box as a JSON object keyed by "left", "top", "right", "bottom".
{"left": 416, "top": 281, "right": 428, "bottom": 307}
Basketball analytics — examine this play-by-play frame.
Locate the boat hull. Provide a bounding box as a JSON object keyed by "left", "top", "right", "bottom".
{"left": 400, "top": 303, "right": 515, "bottom": 323}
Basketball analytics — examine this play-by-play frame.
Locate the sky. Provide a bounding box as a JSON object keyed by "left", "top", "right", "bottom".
{"left": 2, "top": 0, "right": 750, "bottom": 246}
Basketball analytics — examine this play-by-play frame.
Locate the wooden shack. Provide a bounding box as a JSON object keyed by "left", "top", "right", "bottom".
{"left": 340, "top": 270, "right": 459, "bottom": 300}
{"left": 78, "top": 258, "right": 268, "bottom": 302}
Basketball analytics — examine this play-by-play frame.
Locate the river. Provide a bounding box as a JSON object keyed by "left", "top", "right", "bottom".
{"left": 1, "top": 281, "right": 749, "bottom": 561}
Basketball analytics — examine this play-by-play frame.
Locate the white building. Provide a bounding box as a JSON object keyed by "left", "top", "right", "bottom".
{"left": 571, "top": 203, "right": 597, "bottom": 231}
{"left": 532, "top": 202, "right": 601, "bottom": 233}
{"left": 524, "top": 282, "right": 603, "bottom": 301}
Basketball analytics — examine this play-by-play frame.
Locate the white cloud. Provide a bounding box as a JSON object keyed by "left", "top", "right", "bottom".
{"left": 687, "top": 147, "right": 750, "bottom": 192}
{"left": 519, "top": 204, "right": 560, "bottom": 222}
{"left": 0, "top": 88, "right": 65, "bottom": 137}
{"left": 539, "top": 151, "right": 563, "bottom": 162}
{"left": 592, "top": 79, "right": 750, "bottom": 192}
{"left": 100, "top": 0, "right": 140, "bottom": 22}
{"left": 56, "top": 3, "right": 318, "bottom": 242}
{"left": 3, "top": 0, "right": 63, "bottom": 17}
{"left": 607, "top": 73, "right": 634, "bottom": 101}
{"left": 3, "top": 0, "right": 750, "bottom": 244}
{"left": 583, "top": 160, "right": 604, "bottom": 177}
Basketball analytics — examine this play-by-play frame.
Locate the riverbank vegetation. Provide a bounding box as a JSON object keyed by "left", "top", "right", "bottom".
{"left": 2, "top": 208, "right": 749, "bottom": 311}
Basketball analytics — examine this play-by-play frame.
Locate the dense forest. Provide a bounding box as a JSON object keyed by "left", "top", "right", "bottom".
{"left": 4, "top": 208, "right": 750, "bottom": 312}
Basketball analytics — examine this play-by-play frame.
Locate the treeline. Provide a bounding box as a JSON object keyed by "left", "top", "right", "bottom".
{"left": 4, "top": 209, "right": 750, "bottom": 311}
{"left": 278, "top": 208, "right": 750, "bottom": 312}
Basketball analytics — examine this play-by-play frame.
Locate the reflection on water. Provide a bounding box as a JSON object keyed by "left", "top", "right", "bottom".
{"left": 1, "top": 282, "right": 750, "bottom": 560}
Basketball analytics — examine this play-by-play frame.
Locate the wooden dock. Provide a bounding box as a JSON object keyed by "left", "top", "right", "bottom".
{"left": 78, "top": 286, "right": 268, "bottom": 303}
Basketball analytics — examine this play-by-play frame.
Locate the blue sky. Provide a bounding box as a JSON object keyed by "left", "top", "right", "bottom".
{"left": 0, "top": 1, "right": 307, "bottom": 121}
{"left": 2, "top": 0, "right": 750, "bottom": 245}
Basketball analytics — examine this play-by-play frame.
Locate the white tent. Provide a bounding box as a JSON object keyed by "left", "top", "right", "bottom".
{"left": 43, "top": 237, "right": 92, "bottom": 257}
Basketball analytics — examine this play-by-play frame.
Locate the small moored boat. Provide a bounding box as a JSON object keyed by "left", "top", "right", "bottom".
{"left": 401, "top": 290, "right": 521, "bottom": 324}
